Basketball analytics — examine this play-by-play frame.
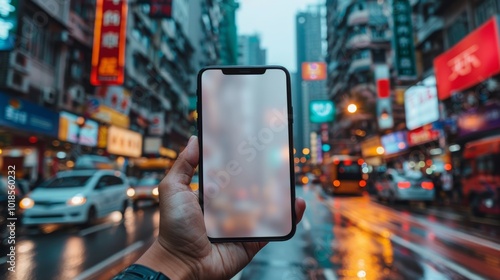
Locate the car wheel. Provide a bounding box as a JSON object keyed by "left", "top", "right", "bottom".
{"left": 85, "top": 206, "right": 97, "bottom": 226}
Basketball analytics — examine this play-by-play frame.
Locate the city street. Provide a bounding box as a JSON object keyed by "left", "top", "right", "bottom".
{"left": 2, "top": 185, "right": 499, "bottom": 280}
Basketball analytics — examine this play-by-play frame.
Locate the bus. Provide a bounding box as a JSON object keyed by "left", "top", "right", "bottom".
{"left": 462, "top": 135, "right": 500, "bottom": 216}
{"left": 321, "top": 155, "right": 366, "bottom": 195}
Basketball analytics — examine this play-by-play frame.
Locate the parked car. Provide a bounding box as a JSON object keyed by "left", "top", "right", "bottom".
{"left": 375, "top": 169, "right": 435, "bottom": 204}
{"left": 20, "top": 169, "right": 129, "bottom": 227}
{"left": 127, "top": 177, "right": 161, "bottom": 209}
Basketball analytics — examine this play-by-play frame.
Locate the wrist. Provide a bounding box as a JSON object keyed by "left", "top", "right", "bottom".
{"left": 135, "top": 239, "right": 200, "bottom": 280}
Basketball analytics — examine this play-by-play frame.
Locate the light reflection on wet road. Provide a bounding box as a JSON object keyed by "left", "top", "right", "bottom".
{"left": 1, "top": 185, "right": 499, "bottom": 279}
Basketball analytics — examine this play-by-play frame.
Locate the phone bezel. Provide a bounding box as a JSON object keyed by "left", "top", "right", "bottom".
{"left": 196, "top": 65, "right": 296, "bottom": 242}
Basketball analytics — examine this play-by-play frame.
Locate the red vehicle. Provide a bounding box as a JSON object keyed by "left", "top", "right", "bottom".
{"left": 462, "top": 135, "right": 500, "bottom": 216}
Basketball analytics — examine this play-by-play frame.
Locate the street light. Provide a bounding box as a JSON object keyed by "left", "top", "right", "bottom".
{"left": 302, "top": 148, "right": 310, "bottom": 155}
{"left": 347, "top": 104, "right": 357, "bottom": 113}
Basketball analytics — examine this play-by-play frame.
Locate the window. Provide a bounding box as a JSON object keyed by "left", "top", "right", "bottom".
{"left": 371, "top": 28, "right": 385, "bottom": 39}
{"left": 19, "top": 16, "right": 55, "bottom": 66}
{"left": 475, "top": 0, "right": 497, "bottom": 27}
{"left": 41, "top": 176, "right": 92, "bottom": 188}
{"left": 96, "top": 175, "right": 122, "bottom": 188}
{"left": 352, "top": 49, "right": 370, "bottom": 60}
{"left": 447, "top": 12, "right": 469, "bottom": 47}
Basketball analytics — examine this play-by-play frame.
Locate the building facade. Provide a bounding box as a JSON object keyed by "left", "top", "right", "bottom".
{"left": 237, "top": 34, "right": 266, "bottom": 65}
{"left": 218, "top": 0, "right": 239, "bottom": 65}
{"left": 295, "top": 5, "right": 326, "bottom": 153}
{"left": 0, "top": 0, "right": 221, "bottom": 182}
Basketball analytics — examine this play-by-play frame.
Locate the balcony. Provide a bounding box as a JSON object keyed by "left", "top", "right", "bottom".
{"left": 348, "top": 57, "right": 372, "bottom": 74}
{"left": 348, "top": 9, "right": 369, "bottom": 26}
{"left": 346, "top": 34, "right": 371, "bottom": 49}
{"left": 416, "top": 16, "right": 444, "bottom": 44}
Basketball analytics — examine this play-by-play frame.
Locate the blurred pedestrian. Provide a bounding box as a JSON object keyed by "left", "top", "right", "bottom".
{"left": 441, "top": 171, "right": 453, "bottom": 205}
{"left": 112, "top": 136, "right": 306, "bottom": 280}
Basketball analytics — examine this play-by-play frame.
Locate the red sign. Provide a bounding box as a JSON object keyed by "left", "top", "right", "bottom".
{"left": 302, "top": 62, "right": 327, "bottom": 81}
{"left": 434, "top": 16, "right": 500, "bottom": 100}
{"left": 150, "top": 0, "right": 173, "bottom": 18}
{"left": 377, "top": 79, "right": 390, "bottom": 98}
{"left": 407, "top": 125, "right": 440, "bottom": 147}
{"left": 91, "top": 0, "right": 128, "bottom": 86}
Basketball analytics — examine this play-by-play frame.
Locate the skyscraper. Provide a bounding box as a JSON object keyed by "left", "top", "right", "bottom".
{"left": 219, "top": 0, "right": 239, "bottom": 65}
{"left": 295, "top": 5, "right": 326, "bottom": 152}
{"left": 238, "top": 34, "right": 267, "bottom": 65}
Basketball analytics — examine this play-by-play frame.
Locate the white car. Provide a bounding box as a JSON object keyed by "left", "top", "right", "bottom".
{"left": 375, "top": 169, "right": 435, "bottom": 203}
{"left": 20, "top": 169, "right": 129, "bottom": 226}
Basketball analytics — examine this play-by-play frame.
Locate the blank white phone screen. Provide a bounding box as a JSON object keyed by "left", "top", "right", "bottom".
{"left": 201, "top": 69, "right": 292, "bottom": 239}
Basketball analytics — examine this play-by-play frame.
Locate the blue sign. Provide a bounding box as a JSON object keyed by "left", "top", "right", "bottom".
{"left": 0, "top": 92, "right": 59, "bottom": 137}
{"left": 381, "top": 131, "right": 408, "bottom": 155}
{"left": 0, "top": 0, "right": 18, "bottom": 51}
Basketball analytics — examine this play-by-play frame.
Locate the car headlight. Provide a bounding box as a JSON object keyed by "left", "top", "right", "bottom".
{"left": 152, "top": 187, "right": 159, "bottom": 196}
{"left": 20, "top": 197, "right": 34, "bottom": 209}
{"left": 67, "top": 195, "right": 87, "bottom": 206}
{"left": 127, "top": 188, "right": 136, "bottom": 197}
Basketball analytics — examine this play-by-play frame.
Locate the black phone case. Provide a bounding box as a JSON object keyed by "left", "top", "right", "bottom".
{"left": 196, "top": 65, "right": 296, "bottom": 242}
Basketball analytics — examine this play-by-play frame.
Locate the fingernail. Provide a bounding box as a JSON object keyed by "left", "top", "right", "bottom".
{"left": 188, "top": 135, "right": 196, "bottom": 146}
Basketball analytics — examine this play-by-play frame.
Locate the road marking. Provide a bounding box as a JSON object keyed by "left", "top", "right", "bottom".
{"left": 302, "top": 216, "right": 311, "bottom": 231}
{"left": 323, "top": 268, "right": 337, "bottom": 280}
{"left": 230, "top": 271, "right": 242, "bottom": 280}
{"left": 78, "top": 222, "right": 116, "bottom": 237}
{"left": 390, "top": 235, "right": 485, "bottom": 280}
{"left": 0, "top": 256, "right": 6, "bottom": 265}
{"left": 75, "top": 241, "right": 145, "bottom": 280}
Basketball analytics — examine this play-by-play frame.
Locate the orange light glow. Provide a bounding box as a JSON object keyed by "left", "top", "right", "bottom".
{"left": 444, "top": 163, "right": 452, "bottom": 171}
{"left": 421, "top": 182, "right": 434, "bottom": 190}
{"left": 333, "top": 180, "right": 341, "bottom": 187}
{"left": 359, "top": 180, "right": 367, "bottom": 187}
{"left": 426, "top": 159, "right": 433, "bottom": 166}
{"left": 397, "top": 181, "right": 411, "bottom": 189}
{"left": 301, "top": 176, "right": 309, "bottom": 185}
{"left": 357, "top": 159, "right": 364, "bottom": 165}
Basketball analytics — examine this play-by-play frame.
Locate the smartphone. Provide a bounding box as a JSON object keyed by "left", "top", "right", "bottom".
{"left": 197, "top": 66, "right": 296, "bottom": 242}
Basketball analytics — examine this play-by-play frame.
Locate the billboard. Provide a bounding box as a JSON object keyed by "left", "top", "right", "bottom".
{"left": 0, "top": 0, "right": 18, "bottom": 50}
{"left": 58, "top": 112, "right": 99, "bottom": 147}
{"left": 302, "top": 62, "right": 327, "bottom": 81}
{"left": 381, "top": 131, "right": 408, "bottom": 155}
{"left": 377, "top": 98, "right": 394, "bottom": 130}
{"left": 149, "top": 112, "right": 165, "bottom": 135}
{"left": 434, "top": 16, "right": 500, "bottom": 100}
{"left": 310, "top": 100, "right": 335, "bottom": 123}
{"left": 392, "top": 0, "right": 417, "bottom": 79}
{"left": 96, "top": 86, "right": 131, "bottom": 115}
{"left": 0, "top": 92, "right": 59, "bottom": 137}
{"left": 91, "top": 0, "right": 128, "bottom": 85}
{"left": 150, "top": 0, "right": 173, "bottom": 18}
{"left": 407, "top": 125, "right": 440, "bottom": 147}
{"left": 404, "top": 85, "right": 439, "bottom": 130}
{"left": 107, "top": 126, "right": 143, "bottom": 158}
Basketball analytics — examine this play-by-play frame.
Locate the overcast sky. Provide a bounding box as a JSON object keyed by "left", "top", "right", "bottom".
{"left": 236, "top": 0, "right": 323, "bottom": 73}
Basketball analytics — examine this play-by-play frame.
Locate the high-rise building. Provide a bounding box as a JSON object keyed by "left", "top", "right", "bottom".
{"left": 237, "top": 34, "right": 266, "bottom": 65}
{"left": 295, "top": 5, "right": 326, "bottom": 152}
{"left": 219, "top": 0, "right": 239, "bottom": 65}
{"left": 325, "top": 0, "right": 394, "bottom": 154}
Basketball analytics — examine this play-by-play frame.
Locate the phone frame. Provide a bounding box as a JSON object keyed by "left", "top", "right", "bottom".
{"left": 196, "top": 65, "right": 296, "bottom": 242}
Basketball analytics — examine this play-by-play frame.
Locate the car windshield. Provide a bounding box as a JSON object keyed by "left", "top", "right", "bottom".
{"left": 137, "top": 178, "right": 160, "bottom": 186}
{"left": 40, "top": 176, "right": 92, "bottom": 188}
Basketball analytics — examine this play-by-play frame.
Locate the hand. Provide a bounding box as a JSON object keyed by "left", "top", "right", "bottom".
{"left": 136, "top": 136, "right": 306, "bottom": 279}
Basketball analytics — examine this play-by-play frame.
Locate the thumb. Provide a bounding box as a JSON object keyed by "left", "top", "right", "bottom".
{"left": 161, "top": 136, "right": 199, "bottom": 193}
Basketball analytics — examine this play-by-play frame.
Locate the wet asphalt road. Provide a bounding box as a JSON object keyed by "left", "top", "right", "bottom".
{"left": 1, "top": 185, "right": 499, "bottom": 280}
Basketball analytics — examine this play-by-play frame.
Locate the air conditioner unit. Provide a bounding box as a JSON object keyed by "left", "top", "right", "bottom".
{"left": 9, "top": 50, "right": 30, "bottom": 74}
{"left": 69, "top": 85, "right": 86, "bottom": 104}
{"left": 6, "top": 69, "right": 29, "bottom": 93}
{"left": 43, "top": 87, "right": 57, "bottom": 104}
